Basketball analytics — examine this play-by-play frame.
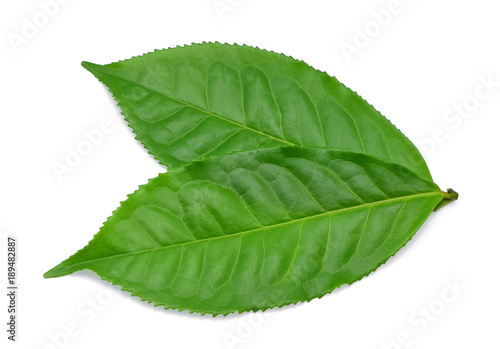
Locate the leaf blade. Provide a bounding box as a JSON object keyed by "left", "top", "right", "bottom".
{"left": 45, "top": 147, "right": 443, "bottom": 315}
{"left": 82, "top": 43, "right": 432, "bottom": 180}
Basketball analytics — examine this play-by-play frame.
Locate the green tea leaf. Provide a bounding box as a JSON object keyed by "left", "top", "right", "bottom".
{"left": 82, "top": 43, "right": 431, "bottom": 180}
{"left": 45, "top": 147, "right": 445, "bottom": 315}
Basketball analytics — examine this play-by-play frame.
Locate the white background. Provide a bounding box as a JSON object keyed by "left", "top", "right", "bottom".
{"left": 1, "top": 0, "right": 499, "bottom": 348}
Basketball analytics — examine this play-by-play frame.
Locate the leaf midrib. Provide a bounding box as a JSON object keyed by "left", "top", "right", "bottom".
{"left": 59, "top": 191, "right": 442, "bottom": 271}
{"left": 93, "top": 67, "right": 295, "bottom": 146}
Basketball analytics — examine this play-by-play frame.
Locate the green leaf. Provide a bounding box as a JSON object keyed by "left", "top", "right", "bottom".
{"left": 45, "top": 147, "right": 446, "bottom": 315}
{"left": 82, "top": 43, "right": 432, "bottom": 180}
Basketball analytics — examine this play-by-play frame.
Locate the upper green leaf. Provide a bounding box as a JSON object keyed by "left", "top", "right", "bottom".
{"left": 45, "top": 147, "right": 443, "bottom": 315}
{"left": 82, "top": 43, "right": 432, "bottom": 180}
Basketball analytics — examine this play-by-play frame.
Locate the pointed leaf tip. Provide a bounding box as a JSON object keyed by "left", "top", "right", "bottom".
{"left": 44, "top": 262, "right": 68, "bottom": 279}
{"left": 81, "top": 61, "right": 101, "bottom": 73}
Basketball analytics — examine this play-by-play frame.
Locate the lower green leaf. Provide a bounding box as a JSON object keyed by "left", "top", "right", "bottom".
{"left": 45, "top": 147, "right": 447, "bottom": 315}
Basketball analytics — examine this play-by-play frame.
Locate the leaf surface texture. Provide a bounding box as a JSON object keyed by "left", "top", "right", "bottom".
{"left": 45, "top": 147, "right": 443, "bottom": 315}
{"left": 82, "top": 43, "right": 431, "bottom": 180}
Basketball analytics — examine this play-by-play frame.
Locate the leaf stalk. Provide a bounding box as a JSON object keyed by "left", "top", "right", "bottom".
{"left": 434, "top": 188, "right": 459, "bottom": 211}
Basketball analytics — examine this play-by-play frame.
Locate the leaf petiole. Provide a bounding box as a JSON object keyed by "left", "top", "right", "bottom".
{"left": 434, "top": 188, "right": 459, "bottom": 211}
